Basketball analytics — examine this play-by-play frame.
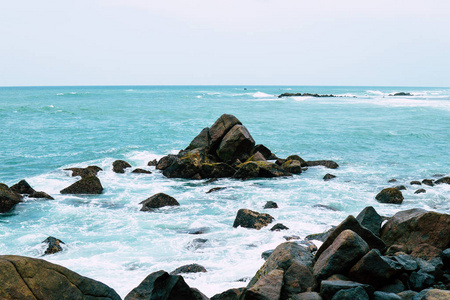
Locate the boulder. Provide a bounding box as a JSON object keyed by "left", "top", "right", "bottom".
{"left": 395, "top": 185, "right": 407, "bottom": 191}
{"left": 147, "top": 159, "right": 157, "bottom": 166}
{"left": 246, "top": 151, "right": 267, "bottom": 162}
{"left": 124, "top": 270, "right": 199, "bottom": 300}
{"left": 315, "top": 215, "right": 385, "bottom": 260}
{"left": 163, "top": 149, "right": 206, "bottom": 179}
{"left": 170, "top": 264, "right": 207, "bottom": 275}
{"left": 42, "top": 236, "right": 65, "bottom": 255}
{"left": 412, "top": 289, "right": 450, "bottom": 299}
{"left": 209, "top": 114, "right": 242, "bottom": 149}
{"left": 64, "top": 166, "right": 102, "bottom": 178}
{"left": 264, "top": 201, "right": 278, "bottom": 209}
{"left": 422, "top": 179, "right": 434, "bottom": 187}
{"left": 140, "top": 193, "right": 180, "bottom": 211}
{"left": 313, "top": 205, "right": 338, "bottom": 211}
{"left": 211, "top": 288, "right": 246, "bottom": 300}
{"left": 248, "top": 242, "right": 314, "bottom": 287}
{"left": 442, "top": 248, "right": 450, "bottom": 269}
{"left": 372, "top": 291, "right": 401, "bottom": 300}
{"left": 187, "top": 127, "right": 211, "bottom": 150}
{"left": 261, "top": 250, "right": 274, "bottom": 260}
{"left": 356, "top": 206, "right": 383, "bottom": 236}
{"left": 306, "top": 160, "right": 339, "bottom": 169}
{"left": 409, "top": 270, "right": 435, "bottom": 291}
{"left": 410, "top": 181, "right": 422, "bottom": 185}
{"left": 286, "top": 155, "right": 307, "bottom": 167}
{"left": 112, "top": 159, "right": 132, "bottom": 173}
{"left": 435, "top": 176, "right": 450, "bottom": 185}
{"left": 250, "top": 144, "right": 273, "bottom": 160}
{"left": 216, "top": 125, "right": 255, "bottom": 162}
{"left": 331, "top": 286, "right": 369, "bottom": 300}
{"left": 323, "top": 174, "right": 336, "bottom": 181}
{"left": 378, "top": 279, "right": 405, "bottom": 294}
{"left": 410, "top": 244, "right": 442, "bottom": 261}
{"left": 10, "top": 179, "right": 35, "bottom": 194}
{"left": 270, "top": 223, "right": 289, "bottom": 231}
{"left": 291, "top": 292, "right": 323, "bottom": 300}
{"left": 30, "top": 191, "right": 54, "bottom": 200}
{"left": 393, "top": 254, "right": 418, "bottom": 272}
{"left": 282, "top": 160, "right": 303, "bottom": 174}
{"left": 156, "top": 155, "right": 178, "bottom": 170}
{"left": 233, "top": 161, "right": 292, "bottom": 179}
{"left": 319, "top": 280, "right": 373, "bottom": 300}
{"left": 201, "top": 163, "right": 236, "bottom": 178}
{"left": 0, "top": 183, "right": 22, "bottom": 213}
{"left": 60, "top": 176, "right": 103, "bottom": 194}
{"left": 0, "top": 255, "right": 120, "bottom": 300}
{"left": 281, "top": 261, "right": 317, "bottom": 298}
{"left": 313, "top": 230, "right": 370, "bottom": 281}
{"left": 232, "top": 209, "right": 274, "bottom": 230}
{"left": 242, "top": 269, "right": 284, "bottom": 300}
{"left": 414, "top": 189, "right": 426, "bottom": 194}
{"left": 376, "top": 188, "right": 404, "bottom": 204}
{"left": 132, "top": 168, "right": 152, "bottom": 174}
{"left": 348, "top": 249, "right": 398, "bottom": 287}
{"left": 305, "top": 228, "right": 334, "bottom": 242}
{"left": 380, "top": 209, "right": 450, "bottom": 251}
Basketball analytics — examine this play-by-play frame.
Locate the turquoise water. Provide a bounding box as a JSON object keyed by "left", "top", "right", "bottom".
{"left": 0, "top": 86, "right": 449, "bottom": 297}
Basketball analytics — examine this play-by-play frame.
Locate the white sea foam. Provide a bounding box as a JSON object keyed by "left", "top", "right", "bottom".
{"left": 252, "top": 92, "right": 273, "bottom": 98}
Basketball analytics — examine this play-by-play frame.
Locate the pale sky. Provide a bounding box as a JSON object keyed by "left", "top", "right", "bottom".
{"left": 1, "top": 0, "right": 449, "bottom": 86}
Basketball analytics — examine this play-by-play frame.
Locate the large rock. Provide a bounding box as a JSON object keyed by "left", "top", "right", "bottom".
{"left": 0, "top": 183, "right": 22, "bottom": 213}
{"left": 233, "top": 161, "right": 292, "bottom": 179}
{"left": 380, "top": 209, "right": 450, "bottom": 251}
{"left": 286, "top": 155, "right": 307, "bottom": 167}
{"left": 112, "top": 159, "right": 132, "bottom": 173}
{"left": 233, "top": 209, "right": 274, "bottom": 230}
{"left": 242, "top": 269, "right": 284, "bottom": 300}
{"left": 170, "top": 264, "right": 207, "bottom": 275}
{"left": 315, "top": 215, "right": 385, "bottom": 260}
{"left": 0, "top": 255, "right": 120, "bottom": 300}
{"left": 250, "top": 144, "right": 273, "bottom": 160}
{"left": 348, "top": 249, "right": 398, "bottom": 287}
{"left": 209, "top": 114, "right": 242, "bottom": 148}
{"left": 163, "top": 149, "right": 206, "bottom": 179}
{"left": 435, "top": 176, "right": 450, "bottom": 185}
{"left": 65, "top": 166, "right": 102, "bottom": 178}
{"left": 319, "top": 280, "right": 373, "bottom": 300}
{"left": 331, "top": 286, "right": 369, "bottom": 300}
{"left": 42, "top": 236, "right": 65, "bottom": 255}
{"left": 156, "top": 155, "right": 178, "bottom": 170}
{"left": 291, "top": 292, "right": 323, "bottom": 300}
{"left": 282, "top": 160, "right": 303, "bottom": 174}
{"left": 217, "top": 125, "right": 255, "bottom": 162}
{"left": 281, "top": 261, "right": 317, "bottom": 298}
{"left": 211, "top": 288, "right": 246, "bottom": 300}
{"left": 187, "top": 127, "right": 211, "bottom": 150}
{"left": 200, "top": 163, "right": 236, "bottom": 178}
{"left": 375, "top": 188, "right": 404, "bottom": 204}
{"left": 60, "top": 176, "right": 103, "bottom": 194}
{"left": 140, "top": 193, "right": 180, "bottom": 211}
{"left": 305, "top": 160, "right": 339, "bottom": 169}
{"left": 248, "top": 242, "right": 314, "bottom": 287}
{"left": 10, "top": 179, "right": 35, "bottom": 195}
{"left": 125, "top": 270, "right": 199, "bottom": 300}
{"left": 313, "top": 230, "right": 370, "bottom": 281}
{"left": 356, "top": 206, "right": 383, "bottom": 236}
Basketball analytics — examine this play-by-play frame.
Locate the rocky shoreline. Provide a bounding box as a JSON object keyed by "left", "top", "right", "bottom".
{"left": 0, "top": 114, "right": 449, "bottom": 299}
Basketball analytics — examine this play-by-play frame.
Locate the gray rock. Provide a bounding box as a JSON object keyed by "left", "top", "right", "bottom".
{"left": 356, "top": 206, "right": 383, "bottom": 236}
{"left": 233, "top": 209, "right": 274, "bottom": 230}
{"left": 306, "top": 160, "right": 339, "bottom": 169}
{"left": 409, "top": 270, "right": 435, "bottom": 291}
{"left": 243, "top": 269, "right": 284, "bottom": 300}
{"left": 373, "top": 291, "right": 401, "bottom": 300}
{"left": 331, "top": 286, "right": 369, "bottom": 300}
{"left": 320, "top": 280, "right": 373, "bottom": 300}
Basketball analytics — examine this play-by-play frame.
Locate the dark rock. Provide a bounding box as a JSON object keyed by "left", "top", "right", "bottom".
{"left": 282, "top": 261, "right": 317, "bottom": 298}
{"left": 132, "top": 168, "right": 152, "bottom": 174}
{"left": 216, "top": 125, "right": 255, "bottom": 162}
{"left": 380, "top": 209, "right": 450, "bottom": 251}
{"left": 275, "top": 158, "right": 286, "bottom": 166}
{"left": 156, "top": 155, "right": 178, "bottom": 170}
{"left": 186, "top": 238, "right": 208, "bottom": 250}
{"left": 233, "top": 161, "right": 292, "bottom": 179}
{"left": 60, "top": 176, "right": 103, "bottom": 194}
{"left": 373, "top": 291, "right": 401, "bottom": 300}
{"left": 356, "top": 206, "right": 383, "bottom": 236}
{"left": 412, "top": 289, "right": 450, "bottom": 299}
{"left": 112, "top": 159, "right": 132, "bottom": 173}
{"left": 414, "top": 189, "right": 426, "bottom": 194}
{"left": 285, "top": 155, "right": 307, "bottom": 167}
{"left": 264, "top": 201, "right": 278, "bottom": 209}
{"left": 314, "top": 230, "right": 370, "bottom": 281}
{"left": 319, "top": 280, "right": 373, "bottom": 300}
{"left": 248, "top": 242, "right": 314, "bottom": 287}
{"left": 388, "top": 179, "right": 397, "bottom": 183}
{"left": 326, "top": 274, "right": 351, "bottom": 281}
{"left": 163, "top": 149, "right": 206, "bottom": 179}
{"left": 10, "top": 179, "right": 35, "bottom": 195}
{"left": 409, "top": 270, "right": 435, "bottom": 291}
{"left": 246, "top": 151, "right": 267, "bottom": 162}
{"left": 283, "top": 160, "right": 303, "bottom": 174}
{"left": 42, "top": 236, "right": 65, "bottom": 255}
{"left": 378, "top": 279, "right": 405, "bottom": 294}
{"left": 209, "top": 114, "right": 242, "bottom": 149}
{"left": 376, "top": 188, "right": 404, "bottom": 204}
{"left": 385, "top": 244, "right": 406, "bottom": 256}
{"left": 64, "top": 166, "right": 102, "bottom": 178}
{"left": 348, "top": 249, "right": 398, "bottom": 287}
{"left": 315, "top": 215, "right": 385, "bottom": 260}
{"left": 291, "top": 292, "right": 323, "bottom": 300}
{"left": 147, "top": 159, "right": 157, "bottom": 166}
{"left": 0, "top": 255, "right": 120, "bottom": 299}
{"left": 442, "top": 248, "right": 450, "bottom": 269}
{"left": 261, "top": 250, "right": 274, "bottom": 260}
{"left": 390, "top": 92, "right": 412, "bottom": 96}
{"left": 211, "top": 288, "right": 246, "bottom": 300}
{"left": 185, "top": 227, "right": 209, "bottom": 235}
{"left": 323, "top": 174, "right": 336, "bottom": 181}
{"left": 270, "top": 223, "right": 289, "bottom": 231}
{"left": 410, "top": 244, "right": 442, "bottom": 260}
{"left": 331, "top": 286, "right": 369, "bottom": 300}
{"left": 395, "top": 185, "right": 407, "bottom": 191}
{"left": 305, "top": 228, "right": 334, "bottom": 242}
{"left": 232, "top": 209, "right": 274, "bottom": 230}
{"left": 201, "top": 163, "right": 236, "bottom": 178}
{"left": 0, "top": 183, "right": 22, "bottom": 213}
{"left": 191, "top": 173, "right": 202, "bottom": 180}
{"left": 140, "top": 193, "right": 180, "bottom": 211}
{"left": 410, "top": 181, "right": 422, "bottom": 185}
{"left": 393, "top": 254, "right": 418, "bottom": 272}
{"left": 306, "top": 160, "right": 339, "bottom": 169}
{"left": 250, "top": 144, "right": 273, "bottom": 160}
{"left": 313, "top": 204, "right": 338, "bottom": 211}
{"left": 191, "top": 288, "right": 209, "bottom": 300}
{"left": 29, "top": 191, "right": 54, "bottom": 200}
{"left": 206, "top": 187, "right": 226, "bottom": 194}
{"left": 187, "top": 127, "right": 211, "bottom": 151}
{"left": 435, "top": 176, "right": 450, "bottom": 185}
{"left": 284, "top": 235, "right": 301, "bottom": 241}
{"left": 204, "top": 178, "right": 218, "bottom": 184}
{"left": 422, "top": 179, "right": 434, "bottom": 187}
{"left": 278, "top": 92, "right": 337, "bottom": 98}
{"left": 124, "top": 270, "right": 199, "bottom": 300}
{"left": 396, "top": 290, "right": 417, "bottom": 299}
{"left": 416, "top": 257, "right": 444, "bottom": 278}
{"left": 242, "top": 269, "right": 283, "bottom": 300}
{"left": 170, "top": 264, "right": 207, "bottom": 275}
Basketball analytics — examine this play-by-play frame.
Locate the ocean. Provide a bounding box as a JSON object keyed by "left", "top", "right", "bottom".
{"left": 0, "top": 85, "right": 449, "bottom": 297}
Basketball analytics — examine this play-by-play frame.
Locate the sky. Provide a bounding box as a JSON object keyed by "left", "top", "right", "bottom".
{"left": 0, "top": 0, "right": 449, "bottom": 86}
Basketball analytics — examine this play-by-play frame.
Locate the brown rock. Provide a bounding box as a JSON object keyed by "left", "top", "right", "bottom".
{"left": 233, "top": 161, "right": 292, "bottom": 179}
{"left": 209, "top": 114, "right": 242, "bottom": 148}
{"left": 410, "top": 243, "right": 443, "bottom": 260}
{"left": 435, "top": 176, "right": 450, "bottom": 185}
{"left": 217, "top": 125, "right": 255, "bottom": 162}
{"left": 147, "top": 159, "right": 157, "bottom": 166}
{"left": 380, "top": 208, "right": 450, "bottom": 251}
{"left": 246, "top": 151, "right": 267, "bottom": 162}
{"left": 187, "top": 127, "right": 211, "bottom": 150}
{"left": 140, "top": 193, "right": 180, "bottom": 211}
{"left": 305, "top": 160, "right": 339, "bottom": 169}
{"left": 112, "top": 160, "right": 132, "bottom": 173}
{"left": 170, "top": 263, "right": 207, "bottom": 275}
{"left": 290, "top": 292, "right": 323, "bottom": 300}
{"left": 243, "top": 269, "right": 284, "bottom": 300}
{"left": 375, "top": 187, "right": 404, "bottom": 204}
{"left": 60, "top": 176, "right": 103, "bottom": 195}
{"left": 10, "top": 179, "right": 35, "bottom": 195}
{"left": 156, "top": 155, "right": 178, "bottom": 170}
{"left": 42, "top": 236, "right": 65, "bottom": 255}
{"left": 211, "top": 288, "right": 246, "bottom": 300}
{"left": 29, "top": 191, "right": 54, "bottom": 200}
{"left": 132, "top": 168, "right": 152, "bottom": 174}
{"left": 282, "top": 261, "right": 317, "bottom": 298}
{"left": 0, "top": 183, "right": 22, "bottom": 212}
{"left": 65, "top": 166, "right": 102, "bottom": 178}
{"left": 200, "top": 163, "right": 236, "bottom": 178}
{"left": 233, "top": 209, "right": 274, "bottom": 230}
{"left": 250, "top": 144, "right": 273, "bottom": 160}
{"left": 283, "top": 160, "right": 303, "bottom": 174}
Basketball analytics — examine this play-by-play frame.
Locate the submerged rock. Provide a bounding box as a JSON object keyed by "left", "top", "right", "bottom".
{"left": 60, "top": 176, "right": 103, "bottom": 194}
{"left": 206, "top": 187, "right": 226, "bottom": 193}
{"left": 414, "top": 188, "right": 426, "bottom": 194}
{"left": 233, "top": 209, "right": 274, "bottom": 230}
{"left": 131, "top": 168, "right": 152, "bottom": 174}
{"left": 0, "top": 183, "right": 22, "bottom": 213}
{"left": 435, "top": 176, "right": 450, "bottom": 184}
{"left": 42, "top": 236, "right": 65, "bottom": 255}
{"left": 170, "top": 264, "right": 207, "bottom": 275}
{"left": 29, "top": 191, "right": 54, "bottom": 200}
{"left": 264, "top": 201, "right": 278, "bottom": 209}
{"left": 323, "top": 174, "right": 336, "bottom": 181}
{"left": 0, "top": 255, "right": 120, "bottom": 299}
{"left": 270, "top": 223, "right": 289, "bottom": 231}
{"left": 140, "top": 193, "right": 180, "bottom": 211}
{"left": 64, "top": 166, "right": 102, "bottom": 178}
{"left": 112, "top": 160, "right": 132, "bottom": 173}
{"left": 306, "top": 160, "right": 339, "bottom": 169}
